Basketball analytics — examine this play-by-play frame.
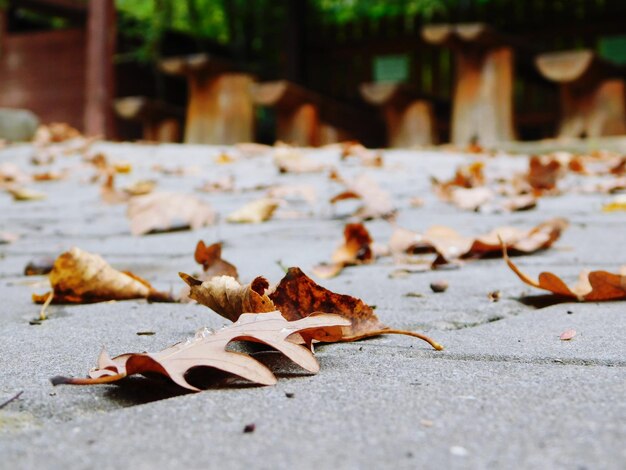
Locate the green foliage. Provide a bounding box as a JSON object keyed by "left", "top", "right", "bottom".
{"left": 314, "top": 0, "right": 448, "bottom": 23}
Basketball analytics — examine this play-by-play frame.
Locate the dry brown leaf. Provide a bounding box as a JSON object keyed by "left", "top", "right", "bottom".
{"left": 330, "top": 174, "right": 394, "bottom": 220}
{"left": 6, "top": 186, "right": 46, "bottom": 201}
{"left": 502, "top": 242, "right": 626, "bottom": 301}
{"left": 266, "top": 185, "right": 317, "bottom": 205}
{"left": 269, "top": 268, "right": 442, "bottom": 349}
{"left": 52, "top": 311, "right": 350, "bottom": 391}
{"left": 127, "top": 192, "right": 215, "bottom": 235}
{"left": 527, "top": 155, "right": 563, "bottom": 193}
{"left": 181, "top": 273, "right": 275, "bottom": 322}
{"left": 32, "top": 170, "right": 66, "bottom": 182}
{"left": 197, "top": 175, "right": 235, "bottom": 193}
{"left": 32, "top": 247, "right": 173, "bottom": 304}
{"left": 274, "top": 147, "right": 326, "bottom": 174}
{"left": 227, "top": 198, "right": 279, "bottom": 224}
{"left": 194, "top": 241, "right": 239, "bottom": 280}
{"left": 181, "top": 268, "right": 442, "bottom": 349}
{"left": 0, "top": 163, "right": 30, "bottom": 185}
{"left": 33, "top": 123, "right": 81, "bottom": 144}
{"left": 390, "top": 218, "right": 568, "bottom": 265}
{"left": 312, "top": 223, "right": 373, "bottom": 279}
{"left": 0, "top": 232, "right": 19, "bottom": 244}
{"left": 341, "top": 142, "right": 383, "bottom": 167}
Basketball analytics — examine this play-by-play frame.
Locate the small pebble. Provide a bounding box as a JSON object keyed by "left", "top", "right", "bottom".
{"left": 450, "top": 446, "right": 468, "bottom": 457}
{"left": 430, "top": 280, "right": 449, "bottom": 293}
{"left": 487, "top": 290, "right": 501, "bottom": 302}
{"left": 243, "top": 423, "right": 255, "bottom": 433}
{"left": 285, "top": 392, "right": 295, "bottom": 399}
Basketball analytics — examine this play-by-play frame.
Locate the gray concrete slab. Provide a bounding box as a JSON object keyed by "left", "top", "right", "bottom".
{"left": 0, "top": 141, "right": 624, "bottom": 469}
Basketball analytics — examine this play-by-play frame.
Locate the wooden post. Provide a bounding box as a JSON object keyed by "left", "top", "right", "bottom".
{"left": 536, "top": 50, "right": 626, "bottom": 138}
{"left": 360, "top": 82, "right": 437, "bottom": 147}
{"left": 159, "top": 54, "right": 255, "bottom": 145}
{"left": 84, "top": 0, "right": 116, "bottom": 138}
{"left": 422, "top": 23, "right": 517, "bottom": 146}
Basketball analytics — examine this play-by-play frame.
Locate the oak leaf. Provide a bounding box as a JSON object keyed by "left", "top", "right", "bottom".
{"left": 502, "top": 243, "right": 626, "bottom": 301}
{"left": 127, "top": 192, "right": 215, "bottom": 235}
{"left": 32, "top": 247, "right": 173, "bottom": 304}
{"left": 52, "top": 311, "right": 350, "bottom": 391}
{"left": 312, "top": 223, "right": 373, "bottom": 279}
{"left": 180, "top": 269, "right": 442, "bottom": 349}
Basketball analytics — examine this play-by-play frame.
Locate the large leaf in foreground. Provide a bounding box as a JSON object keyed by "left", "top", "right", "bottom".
{"left": 53, "top": 311, "right": 349, "bottom": 391}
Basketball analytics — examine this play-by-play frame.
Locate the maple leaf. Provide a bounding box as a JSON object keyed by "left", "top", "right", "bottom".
{"left": 194, "top": 241, "right": 239, "bottom": 280}
{"left": 52, "top": 311, "right": 350, "bottom": 391}
{"left": 502, "top": 242, "right": 626, "bottom": 301}
{"left": 226, "top": 198, "right": 280, "bottom": 224}
{"left": 390, "top": 218, "right": 567, "bottom": 265}
{"left": 312, "top": 223, "right": 373, "bottom": 279}
{"left": 330, "top": 174, "right": 395, "bottom": 220}
{"left": 180, "top": 268, "right": 442, "bottom": 350}
{"left": 127, "top": 192, "right": 215, "bottom": 235}
{"left": 32, "top": 247, "right": 173, "bottom": 305}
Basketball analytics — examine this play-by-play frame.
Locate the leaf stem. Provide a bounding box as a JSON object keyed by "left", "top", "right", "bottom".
{"left": 342, "top": 329, "right": 444, "bottom": 350}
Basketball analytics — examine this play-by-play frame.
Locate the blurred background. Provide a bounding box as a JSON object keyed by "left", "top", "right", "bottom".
{"left": 0, "top": 0, "right": 625, "bottom": 146}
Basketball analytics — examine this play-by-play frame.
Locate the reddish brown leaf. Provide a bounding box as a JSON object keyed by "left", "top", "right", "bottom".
{"left": 502, "top": 242, "right": 626, "bottom": 301}
{"left": 312, "top": 223, "right": 373, "bottom": 279}
{"left": 194, "top": 241, "right": 239, "bottom": 280}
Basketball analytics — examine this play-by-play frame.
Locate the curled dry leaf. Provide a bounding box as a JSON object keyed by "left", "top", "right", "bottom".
{"left": 194, "top": 241, "right": 239, "bottom": 280}
{"left": 341, "top": 142, "right": 383, "bottom": 167}
{"left": 227, "top": 198, "right": 279, "bottom": 224}
{"left": 312, "top": 223, "right": 373, "bottom": 279}
{"left": 33, "top": 123, "right": 81, "bottom": 144}
{"left": 502, "top": 242, "right": 626, "bottom": 301}
{"left": 197, "top": 175, "right": 235, "bottom": 193}
{"left": 330, "top": 174, "right": 395, "bottom": 220}
{"left": 52, "top": 311, "right": 350, "bottom": 391}
{"left": 180, "top": 268, "right": 442, "bottom": 349}
{"left": 181, "top": 273, "right": 274, "bottom": 322}
{"left": 32, "top": 247, "right": 173, "bottom": 304}
{"left": 527, "top": 155, "right": 563, "bottom": 193}
{"left": 6, "top": 186, "right": 46, "bottom": 201}
{"left": 127, "top": 192, "right": 215, "bottom": 235}
{"left": 274, "top": 147, "right": 326, "bottom": 173}
{"left": 101, "top": 173, "right": 157, "bottom": 204}
{"left": 390, "top": 218, "right": 568, "bottom": 265}
{"left": 266, "top": 185, "right": 317, "bottom": 205}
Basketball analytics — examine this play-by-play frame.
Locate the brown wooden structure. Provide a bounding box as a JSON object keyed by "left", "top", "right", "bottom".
{"left": 0, "top": 0, "right": 116, "bottom": 138}
{"left": 250, "top": 79, "right": 382, "bottom": 146}
{"left": 113, "top": 97, "right": 182, "bottom": 143}
{"left": 359, "top": 82, "right": 437, "bottom": 147}
{"left": 421, "top": 23, "right": 519, "bottom": 146}
{"left": 159, "top": 53, "right": 254, "bottom": 145}
{"left": 535, "top": 50, "right": 626, "bottom": 138}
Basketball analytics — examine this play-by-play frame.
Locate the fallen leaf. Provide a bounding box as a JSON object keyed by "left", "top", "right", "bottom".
{"left": 181, "top": 273, "right": 275, "bottom": 322}
{"left": 330, "top": 174, "right": 394, "bottom": 220}
{"left": 274, "top": 147, "right": 326, "bottom": 173}
{"left": 52, "top": 311, "right": 350, "bottom": 391}
{"left": 215, "top": 152, "right": 236, "bottom": 164}
{"left": 269, "top": 268, "right": 442, "bottom": 348}
{"left": 560, "top": 329, "right": 576, "bottom": 341}
{"left": 124, "top": 179, "right": 156, "bottom": 196}
{"left": 32, "top": 170, "right": 66, "bottom": 182}
{"left": 390, "top": 218, "right": 567, "bottom": 265}
{"left": 341, "top": 142, "right": 384, "bottom": 167}
{"left": 527, "top": 155, "right": 563, "bottom": 193}
{"left": 194, "top": 241, "right": 238, "bottom": 280}
{"left": 34, "top": 123, "right": 81, "bottom": 144}
{"left": 502, "top": 242, "right": 626, "bottom": 301}
{"left": 312, "top": 223, "right": 373, "bottom": 279}
{"left": 181, "top": 268, "right": 442, "bottom": 349}
{"left": 266, "top": 185, "right": 317, "bottom": 205}
{"left": 24, "top": 258, "right": 55, "bottom": 276}
{"left": 32, "top": 247, "right": 173, "bottom": 304}
{"left": 6, "top": 186, "right": 46, "bottom": 201}
{"left": 127, "top": 192, "right": 215, "bottom": 235}
{"left": 227, "top": 198, "right": 279, "bottom": 224}
{"left": 0, "top": 163, "right": 30, "bottom": 185}
{"left": 197, "top": 175, "right": 235, "bottom": 193}
{"left": 602, "top": 194, "right": 626, "bottom": 212}
{"left": 0, "top": 232, "right": 19, "bottom": 244}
